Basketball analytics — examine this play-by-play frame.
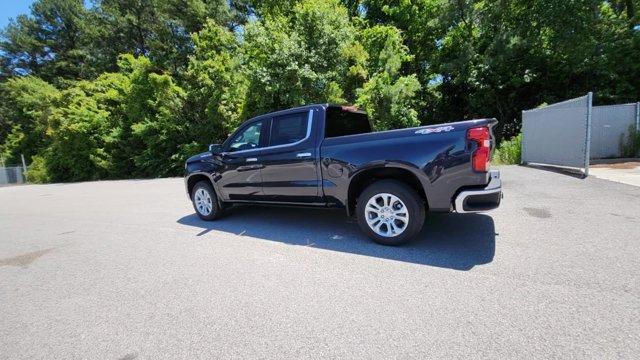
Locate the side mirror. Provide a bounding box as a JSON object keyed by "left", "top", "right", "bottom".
{"left": 209, "top": 144, "right": 223, "bottom": 155}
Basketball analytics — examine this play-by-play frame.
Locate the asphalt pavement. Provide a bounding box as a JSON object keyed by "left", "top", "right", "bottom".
{"left": 1, "top": 166, "right": 639, "bottom": 359}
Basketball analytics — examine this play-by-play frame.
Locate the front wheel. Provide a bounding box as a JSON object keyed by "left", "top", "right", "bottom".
{"left": 191, "top": 181, "right": 223, "bottom": 220}
{"left": 356, "top": 180, "right": 425, "bottom": 246}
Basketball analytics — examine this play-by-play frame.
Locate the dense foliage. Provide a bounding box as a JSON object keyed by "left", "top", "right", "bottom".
{"left": 493, "top": 133, "right": 522, "bottom": 165}
{"left": 1, "top": 0, "right": 638, "bottom": 182}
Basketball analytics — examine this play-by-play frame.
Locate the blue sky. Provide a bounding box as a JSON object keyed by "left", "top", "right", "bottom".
{"left": 0, "top": 1, "right": 35, "bottom": 29}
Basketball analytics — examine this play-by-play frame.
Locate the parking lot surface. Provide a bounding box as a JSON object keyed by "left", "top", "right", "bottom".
{"left": 1, "top": 166, "right": 639, "bottom": 359}
{"left": 590, "top": 160, "right": 640, "bottom": 187}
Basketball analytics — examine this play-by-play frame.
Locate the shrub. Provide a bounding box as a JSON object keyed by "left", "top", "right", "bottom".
{"left": 25, "top": 155, "right": 49, "bottom": 183}
{"left": 620, "top": 125, "right": 640, "bottom": 158}
{"left": 493, "top": 133, "right": 522, "bottom": 165}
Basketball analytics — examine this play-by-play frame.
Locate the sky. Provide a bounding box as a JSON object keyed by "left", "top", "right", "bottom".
{"left": 0, "top": 1, "right": 35, "bottom": 30}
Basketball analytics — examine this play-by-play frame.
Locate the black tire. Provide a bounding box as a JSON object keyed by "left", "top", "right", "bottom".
{"left": 356, "top": 180, "right": 425, "bottom": 246}
{"left": 191, "top": 180, "right": 223, "bottom": 220}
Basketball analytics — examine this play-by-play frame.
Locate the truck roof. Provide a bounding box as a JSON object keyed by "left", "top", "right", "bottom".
{"left": 253, "top": 104, "right": 366, "bottom": 119}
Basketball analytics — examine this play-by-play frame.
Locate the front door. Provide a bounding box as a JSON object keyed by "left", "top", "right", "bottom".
{"left": 216, "top": 119, "right": 267, "bottom": 201}
{"left": 259, "top": 110, "right": 320, "bottom": 202}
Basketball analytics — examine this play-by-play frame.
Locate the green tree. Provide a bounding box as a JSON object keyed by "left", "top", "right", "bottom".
{"left": 186, "top": 20, "right": 246, "bottom": 144}
{"left": 95, "top": 0, "right": 250, "bottom": 74}
{"left": 356, "top": 25, "right": 421, "bottom": 130}
{"left": 44, "top": 85, "right": 113, "bottom": 181}
{"left": 118, "top": 54, "right": 186, "bottom": 177}
{"left": 0, "top": 0, "right": 99, "bottom": 83}
{"left": 0, "top": 76, "right": 60, "bottom": 164}
{"left": 76, "top": 71, "right": 132, "bottom": 178}
{"left": 242, "top": 0, "right": 357, "bottom": 117}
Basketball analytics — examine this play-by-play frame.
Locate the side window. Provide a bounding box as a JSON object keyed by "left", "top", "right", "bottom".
{"left": 228, "top": 121, "right": 263, "bottom": 152}
{"left": 270, "top": 112, "right": 310, "bottom": 146}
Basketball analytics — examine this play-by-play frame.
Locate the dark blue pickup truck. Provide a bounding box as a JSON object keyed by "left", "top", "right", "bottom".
{"left": 185, "top": 104, "right": 502, "bottom": 245}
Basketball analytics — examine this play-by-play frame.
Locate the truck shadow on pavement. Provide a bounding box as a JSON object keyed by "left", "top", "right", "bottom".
{"left": 177, "top": 206, "right": 495, "bottom": 271}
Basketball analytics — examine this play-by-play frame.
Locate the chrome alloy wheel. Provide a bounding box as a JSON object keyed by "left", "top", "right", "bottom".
{"left": 194, "top": 188, "right": 213, "bottom": 216}
{"left": 365, "top": 193, "right": 409, "bottom": 237}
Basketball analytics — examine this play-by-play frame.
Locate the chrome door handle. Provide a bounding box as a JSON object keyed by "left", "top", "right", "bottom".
{"left": 296, "top": 152, "right": 312, "bottom": 158}
{"left": 246, "top": 158, "right": 258, "bottom": 162}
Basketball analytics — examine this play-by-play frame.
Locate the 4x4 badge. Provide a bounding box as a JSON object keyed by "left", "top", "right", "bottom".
{"left": 415, "top": 126, "right": 454, "bottom": 135}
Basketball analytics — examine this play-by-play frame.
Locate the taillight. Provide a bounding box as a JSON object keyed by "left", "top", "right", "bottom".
{"left": 467, "top": 126, "right": 491, "bottom": 172}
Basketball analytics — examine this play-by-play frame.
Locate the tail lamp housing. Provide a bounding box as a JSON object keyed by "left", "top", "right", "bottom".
{"left": 467, "top": 126, "right": 491, "bottom": 172}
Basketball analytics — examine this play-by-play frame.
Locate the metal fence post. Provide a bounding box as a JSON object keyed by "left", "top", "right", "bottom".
{"left": 21, "top": 154, "right": 28, "bottom": 182}
{"left": 636, "top": 101, "right": 640, "bottom": 133}
{"left": 584, "top": 92, "right": 593, "bottom": 177}
{"left": 520, "top": 110, "right": 526, "bottom": 165}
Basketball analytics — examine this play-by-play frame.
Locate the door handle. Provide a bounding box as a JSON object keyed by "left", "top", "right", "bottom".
{"left": 246, "top": 158, "right": 258, "bottom": 162}
{"left": 296, "top": 152, "right": 312, "bottom": 158}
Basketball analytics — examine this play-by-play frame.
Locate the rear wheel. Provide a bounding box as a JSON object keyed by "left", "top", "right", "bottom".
{"left": 356, "top": 180, "right": 425, "bottom": 245}
{"left": 191, "top": 181, "right": 223, "bottom": 220}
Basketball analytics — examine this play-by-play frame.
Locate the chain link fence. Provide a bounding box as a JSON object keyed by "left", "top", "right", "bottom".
{"left": 0, "top": 166, "right": 27, "bottom": 185}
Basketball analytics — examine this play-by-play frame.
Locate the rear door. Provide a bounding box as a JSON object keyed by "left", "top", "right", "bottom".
{"left": 259, "top": 109, "right": 321, "bottom": 202}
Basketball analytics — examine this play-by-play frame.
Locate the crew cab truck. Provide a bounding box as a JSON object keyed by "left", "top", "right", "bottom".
{"left": 185, "top": 104, "right": 502, "bottom": 245}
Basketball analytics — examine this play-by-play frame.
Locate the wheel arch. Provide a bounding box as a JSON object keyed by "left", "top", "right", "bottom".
{"left": 186, "top": 172, "right": 216, "bottom": 198}
{"left": 346, "top": 166, "right": 428, "bottom": 216}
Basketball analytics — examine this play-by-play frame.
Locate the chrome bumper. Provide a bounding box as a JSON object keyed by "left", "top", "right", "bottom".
{"left": 454, "top": 170, "right": 502, "bottom": 213}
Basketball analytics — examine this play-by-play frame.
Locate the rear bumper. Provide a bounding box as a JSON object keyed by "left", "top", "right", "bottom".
{"left": 454, "top": 170, "right": 502, "bottom": 213}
